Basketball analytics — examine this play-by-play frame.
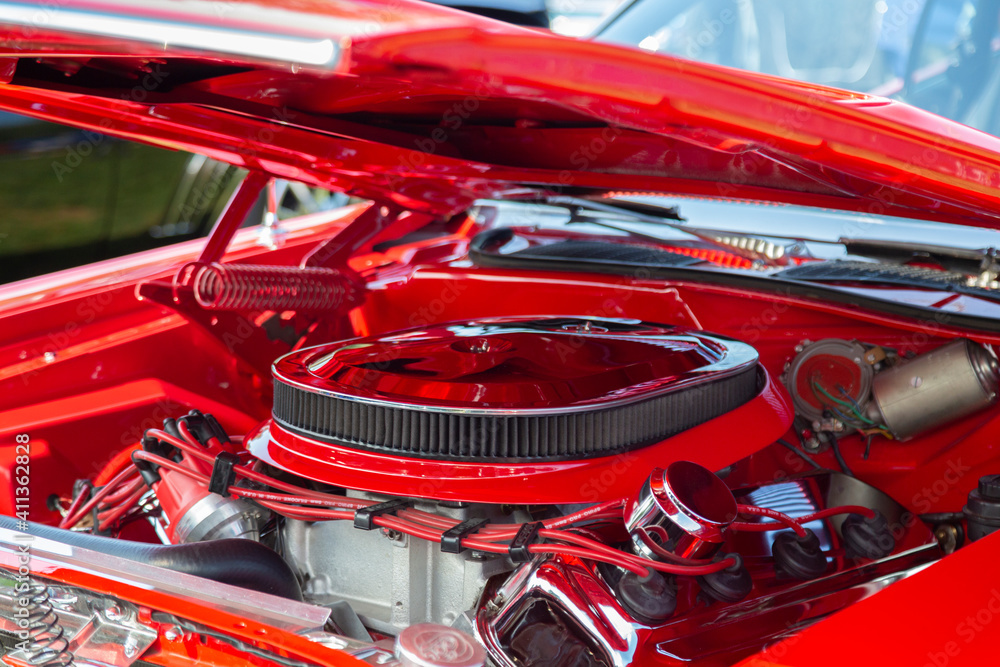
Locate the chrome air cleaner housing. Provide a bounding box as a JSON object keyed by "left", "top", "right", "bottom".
{"left": 269, "top": 317, "right": 758, "bottom": 461}
{"left": 248, "top": 316, "right": 776, "bottom": 503}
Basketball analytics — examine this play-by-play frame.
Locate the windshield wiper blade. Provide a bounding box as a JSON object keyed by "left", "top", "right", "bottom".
{"left": 543, "top": 195, "right": 684, "bottom": 223}
{"left": 544, "top": 196, "right": 809, "bottom": 266}
{"left": 774, "top": 260, "right": 1000, "bottom": 303}
{"left": 840, "top": 238, "right": 999, "bottom": 284}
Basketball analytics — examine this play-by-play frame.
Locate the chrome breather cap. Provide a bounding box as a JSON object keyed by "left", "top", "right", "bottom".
{"left": 625, "top": 461, "right": 737, "bottom": 560}
{"left": 395, "top": 623, "right": 485, "bottom": 667}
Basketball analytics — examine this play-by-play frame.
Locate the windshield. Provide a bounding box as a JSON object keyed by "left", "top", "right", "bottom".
{"left": 596, "top": 0, "right": 1000, "bottom": 136}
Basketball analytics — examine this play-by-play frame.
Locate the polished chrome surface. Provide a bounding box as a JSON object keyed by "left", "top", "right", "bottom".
{"left": 625, "top": 461, "right": 737, "bottom": 560}
{"left": 173, "top": 493, "right": 262, "bottom": 543}
{"left": 477, "top": 556, "right": 642, "bottom": 667}
{"left": 0, "top": 1, "right": 340, "bottom": 68}
{"left": 870, "top": 339, "right": 1000, "bottom": 439}
{"left": 478, "top": 471, "right": 940, "bottom": 667}
{"left": 0, "top": 526, "right": 330, "bottom": 633}
{"left": 0, "top": 570, "right": 157, "bottom": 667}
{"left": 478, "top": 548, "right": 937, "bottom": 667}
{"left": 273, "top": 317, "right": 759, "bottom": 415}
{"left": 395, "top": 623, "right": 486, "bottom": 667}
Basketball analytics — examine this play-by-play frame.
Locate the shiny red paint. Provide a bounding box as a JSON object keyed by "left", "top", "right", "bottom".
{"left": 0, "top": 1, "right": 998, "bottom": 664}
{"left": 0, "top": 207, "right": 371, "bottom": 520}
{"left": 197, "top": 171, "right": 271, "bottom": 264}
{"left": 0, "top": 210, "right": 995, "bottom": 663}
{"left": 7, "top": 209, "right": 995, "bottom": 518}
{"left": 0, "top": 0, "right": 999, "bottom": 227}
{"left": 352, "top": 258, "right": 1000, "bottom": 514}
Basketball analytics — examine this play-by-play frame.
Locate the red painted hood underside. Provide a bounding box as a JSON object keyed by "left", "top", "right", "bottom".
{"left": 0, "top": 0, "right": 999, "bottom": 227}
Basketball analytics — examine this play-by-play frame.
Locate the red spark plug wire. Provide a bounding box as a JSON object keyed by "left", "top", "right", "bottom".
{"left": 127, "top": 449, "right": 734, "bottom": 578}
{"left": 733, "top": 504, "right": 808, "bottom": 537}
{"left": 729, "top": 504, "right": 876, "bottom": 534}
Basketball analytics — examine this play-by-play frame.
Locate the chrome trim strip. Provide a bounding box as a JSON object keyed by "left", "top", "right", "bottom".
{"left": 0, "top": 2, "right": 340, "bottom": 68}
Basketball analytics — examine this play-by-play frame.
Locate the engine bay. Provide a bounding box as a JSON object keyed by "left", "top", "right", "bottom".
{"left": 3, "top": 200, "right": 1000, "bottom": 667}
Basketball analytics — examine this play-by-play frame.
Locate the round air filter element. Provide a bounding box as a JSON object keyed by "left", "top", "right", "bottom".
{"left": 269, "top": 317, "right": 759, "bottom": 461}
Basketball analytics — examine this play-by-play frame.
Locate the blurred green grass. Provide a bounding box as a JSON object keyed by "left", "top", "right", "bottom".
{"left": 0, "top": 128, "right": 191, "bottom": 257}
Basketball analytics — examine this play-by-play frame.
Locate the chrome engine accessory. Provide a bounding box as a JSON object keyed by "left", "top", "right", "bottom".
{"left": 867, "top": 338, "right": 999, "bottom": 440}
{"left": 269, "top": 317, "right": 759, "bottom": 462}
{"left": 624, "top": 461, "right": 736, "bottom": 560}
{"left": 783, "top": 338, "right": 874, "bottom": 428}
{"left": 170, "top": 493, "right": 261, "bottom": 543}
{"left": 395, "top": 623, "right": 486, "bottom": 667}
{"left": 175, "top": 261, "right": 359, "bottom": 312}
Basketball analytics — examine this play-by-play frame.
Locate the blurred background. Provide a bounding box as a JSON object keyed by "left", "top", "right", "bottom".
{"left": 549, "top": 0, "right": 626, "bottom": 35}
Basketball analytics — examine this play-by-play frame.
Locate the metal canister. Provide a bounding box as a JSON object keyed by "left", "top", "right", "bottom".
{"left": 868, "top": 339, "right": 999, "bottom": 440}
{"left": 625, "top": 461, "right": 737, "bottom": 560}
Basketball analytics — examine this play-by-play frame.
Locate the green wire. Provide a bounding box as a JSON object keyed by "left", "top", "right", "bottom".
{"left": 812, "top": 381, "right": 876, "bottom": 425}
{"left": 812, "top": 381, "right": 853, "bottom": 407}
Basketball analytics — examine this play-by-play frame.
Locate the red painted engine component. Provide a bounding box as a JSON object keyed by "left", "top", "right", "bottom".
{"left": 153, "top": 460, "right": 213, "bottom": 543}
{"left": 249, "top": 317, "right": 794, "bottom": 503}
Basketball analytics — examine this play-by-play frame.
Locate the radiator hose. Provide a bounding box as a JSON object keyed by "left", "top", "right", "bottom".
{"left": 0, "top": 514, "right": 302, "bottom": 601}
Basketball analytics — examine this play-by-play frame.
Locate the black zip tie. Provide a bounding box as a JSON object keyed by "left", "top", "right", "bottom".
{"left": 208, "top": 452, "right": 238, "bottom": 497}
{"left": 509, "top": 522, "right": 543, "bottom": 563}
{"left": 440, "top": 518, "right": 489, "bottom": 554}
{"left": 354, "top": 499, "right": 413, "bottom": 531}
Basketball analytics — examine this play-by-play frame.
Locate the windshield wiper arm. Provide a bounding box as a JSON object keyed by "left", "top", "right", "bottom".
{"left": 840, "top": 238, "right": 1000, "bottom": 287}
{"left": 544, "top": 196, "right": 809, "bottom": 266}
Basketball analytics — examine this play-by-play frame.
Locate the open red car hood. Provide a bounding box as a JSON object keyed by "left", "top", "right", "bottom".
{"left": 0, "top": 0, "right": 999, "bottom": 227}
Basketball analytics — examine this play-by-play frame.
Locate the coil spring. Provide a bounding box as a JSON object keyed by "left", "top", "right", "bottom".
{"left": 22, "top": 580, "right": 73, "bottom": 667}
{"left": 178, "top": 262, "right": 357, "bottom": 312}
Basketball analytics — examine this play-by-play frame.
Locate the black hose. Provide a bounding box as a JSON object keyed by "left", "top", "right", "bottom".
{"left": 776, "top": 438, "right": 822, "bottom": 470}
{"left": 0, "top": 514, "right": 302, "bottom": 601}
{"left": 830, "top": 434, "right": 855, "bottom": 478}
